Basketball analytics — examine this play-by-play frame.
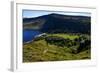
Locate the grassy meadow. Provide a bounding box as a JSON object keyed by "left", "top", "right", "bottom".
{"left": 23, "top": 33, "right": 91, "bottom": 62}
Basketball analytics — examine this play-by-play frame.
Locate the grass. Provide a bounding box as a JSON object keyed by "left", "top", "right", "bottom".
{"left": 23, "top": 33, "right": 91, "bottom": 62}
{"left": 47, "top": 33, "right": 79, "bottom": 40}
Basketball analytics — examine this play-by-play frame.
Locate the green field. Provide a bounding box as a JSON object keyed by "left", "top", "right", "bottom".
{"left": 47, "top": 33, "right": 79, "bottom": 40}
{"left": 23, "top": 33, "right": 91, "bottom": 62}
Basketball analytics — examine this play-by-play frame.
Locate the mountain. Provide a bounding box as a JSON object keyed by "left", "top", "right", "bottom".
{"left": 23, "top": 13, "right": 91, "bottom": 34}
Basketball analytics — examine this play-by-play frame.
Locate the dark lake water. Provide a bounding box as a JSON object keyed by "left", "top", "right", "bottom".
{"left": 23, "top": 29, "right": 42, "bottom": 42}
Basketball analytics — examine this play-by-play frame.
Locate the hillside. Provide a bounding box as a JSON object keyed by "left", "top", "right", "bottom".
{"left": 23, "top": 13, "right": 91, "bottom": 34}
{"left": 23, "top": 33, "right": 91, "bottom": 62}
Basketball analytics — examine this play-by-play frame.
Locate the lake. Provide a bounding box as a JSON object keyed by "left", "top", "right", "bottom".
{"left": 23, "top": 29, "right": 42, "bottom": 42}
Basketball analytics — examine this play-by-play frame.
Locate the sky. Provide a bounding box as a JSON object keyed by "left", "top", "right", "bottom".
{"left": 23, "top": 10, "right": 91, "bottom": 18}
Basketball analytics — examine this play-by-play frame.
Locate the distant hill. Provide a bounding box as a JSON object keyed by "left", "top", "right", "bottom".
{"left": 23, "top": 13, "right": 91, "bottom": 34}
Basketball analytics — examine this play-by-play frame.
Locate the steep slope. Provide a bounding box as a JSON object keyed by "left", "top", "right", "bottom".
{"left": 23, "top": 13, "right": 91, "bottom": 34}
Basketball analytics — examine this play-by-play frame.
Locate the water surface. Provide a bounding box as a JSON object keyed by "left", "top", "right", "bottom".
{"left": 23, "top": 29, "right": 41, "bottom": 42}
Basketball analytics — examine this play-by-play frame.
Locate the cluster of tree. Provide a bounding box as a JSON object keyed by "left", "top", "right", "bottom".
{"left": 71, "top": 36, "right": 91, "bottom": 54}
{"left": 45, "top": 35, "right": 91, "bottom": 54}
{"left": 45, "top": 36, "right": 72, "bottom": 47}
